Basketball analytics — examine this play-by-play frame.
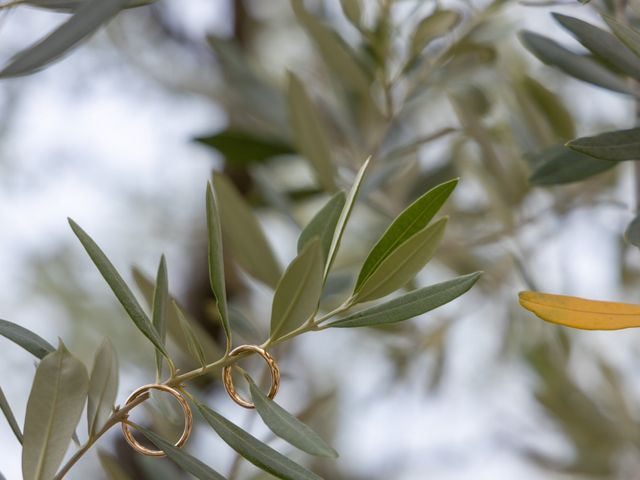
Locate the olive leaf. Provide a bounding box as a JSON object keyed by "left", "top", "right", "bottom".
{"left": 98, "top": 450, "right": 134, "bottom": 480}
{"left": 519, "top": 291, "right": 640, "bottom": 330}
{"left": 247, "top": 375, "right": 338, "bottom": 458}
{"left": 519, "top": 31, "right": 634, "bottom": 95}
{"left": 355, "top": 179, "right": 457, "bottom": 292}
{"left": 287, "top": 72, "right": 337, "bottom": 192}
{"left": 270, "top": 238, "right": 324, "bottom": 341}
{"left": 196, "top": 402, "right": 323, "bottom": 480}
{"left": 0, "top": 385, "right": 23, "bottom": 444}
{"left": 68, "top": 219, "right": 170, "bottom": 361}
{"left": 174, "top": 302, "right": 207, "bottom": 367}
{"left": 212, "top": 173, "right": 281, "bottom": 289}
{"left": 297, "top": 191, "right": 346, "bottom": 262}
{"left": 138, "top": 427, "right": 227, "bottom": 480}
{"left": 604, "top": 15, "right": 640, "bottom": 59}
{"left": 410, "top": 10, "right": 461, "bottom": 57}
{"left": 152, "top": 255, "right": 169, "bottom": 381}
{"left": 195, "top": 130, "right": 293, "bottom": 167}
{"left": 353, "top": 217, "right": 448, "bottom": 303}
{"left": 206, "top": 182, "right": 231, "bottom": 350}
{"left": 331, "top": 272, "right": 481, "bottom": 327}
{"left": 21, "top": 0, "right": 154, "bottom": 13}
{"left": 325, "top": 157, "right": 371, "bottom": 280}
{"left": 567, "top": 127, "right": 640, "bottom": 161}
{"left": 0, "top": 0, "right": 130, "bottom": 78}
{"left": 87, "top": 338, "right": 118, "bottom": 436}
{"left": 22, "top": 342, "right": 89, "bottom": 480}
{"left": 528, "top": 145, "right": 616, "bottom": 185}
{"left": 0, "top": 319, "right": 54, "bottom": 359}
{"left": 625, "top": 214, "right": 640, "bottom": 248}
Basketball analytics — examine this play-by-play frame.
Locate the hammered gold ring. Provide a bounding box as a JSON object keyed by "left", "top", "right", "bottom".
{"left": 121, "top": 384, "right": 193, "bottom": 457}
{"left": 222, "top": 345, "right": 280, "bottom": 409}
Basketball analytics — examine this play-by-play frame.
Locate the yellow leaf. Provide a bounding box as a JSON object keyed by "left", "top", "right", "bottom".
{"left": 519, "top": 291, "right": 640, "bottom": 330}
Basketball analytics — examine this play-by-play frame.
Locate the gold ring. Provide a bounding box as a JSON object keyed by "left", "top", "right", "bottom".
{"left": 121, "top": 384, "right": 193, "bottom": 457}
{"left": 222, "top": 345, "right": 280, "bottom": 409}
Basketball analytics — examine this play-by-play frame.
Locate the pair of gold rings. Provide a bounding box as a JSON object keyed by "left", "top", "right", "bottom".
{"left": 121, "top": 344, "right": 280, "bottom": 457}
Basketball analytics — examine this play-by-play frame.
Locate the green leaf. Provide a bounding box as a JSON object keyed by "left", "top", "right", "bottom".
{"left": 247, "top": 376, "right": 337, "bottom": 458}
{"left": 270, "top": 239, "right": 324, "bottom": 341}
{"left": 0, "top": 385, "right": 23, "bottom": 444}
{"left": 410, "top": 10, "right": 461, "bottom": 56}
{"left": 353, "top": 218, "right": 448, "bottom": 303}
{"left": 68, "top": 218, "right": 170, "bottom": 360}
{"left": 87, "top": 338, "right": 118, "bottom": 436}
{"left": 212, "top": 173, "right": 281, "bottom": 289}
{"left": 625, "top": 214, "right": 640, "bottom": 248}
{"left": 603, "top": 15, "right": 640, "bottom": 59}
{"left": 567, "top": 127, "right": 640, "bottom": 161}
{"left": 528, "top": 145, "right": 616, "bottom": 185}
{"left": 22, "top": 0, "right": 154, "bottom": 13}
{"left": 331, "top": 272, "right": 481, "bottom": 327}
{"left": 287, "top": 72, "right": 337, "bottom": 192}
{"left": 138, "top": 427, "right": 227, "bottom": 480}
{"left": 0, "top": 0, "right": 130, "bottom": 77}
{"left": 196, "top": 403, "right": 323, "bottom": 480}
{"left": 355, "top": 179, "right": 457, "bottom": 293}
{"left": 174, "top": 302, "right": 207, "bottom": 368}
{"left": 324, "top": 157, "right": 371, "bottom": 280}
{"left": 340, "top": 0, "right": 361, "bottom": 27}
{"left": 519, "top": 31, "right": 634, "bottom": 95}
{"left": 98, "top": 450, "right": 134, "bottom": 480}
{"left": 206, "top": 183, "right": 231, "bottom": 350}
{"left": 291, "top": 0, "right": 371, "bottom": 96}
{"left": 297, "top": 191, "right": 346, "bottom": 262}
{"left": 522, "top": 75, "right": 575, "bottom": 141}
{"left": 553, "top": 13, "right": 640, "bottom": 79}
{"left": 22, "top": 342, "right": 89, "bottom": 480}
{"left": 0, "top": 319, "right": 54, "bottom": 359}
{"left": 152, "top": 255, "right": 169, "bottom": 381}
{"left": 195, "top": 130, "right": 294, "bottom": 167}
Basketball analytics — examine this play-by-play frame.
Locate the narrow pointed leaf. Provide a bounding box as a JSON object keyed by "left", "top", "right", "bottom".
{"left": 331, "top": 272, "right": 481, "bottom": 327}
{"left": 298, "top": 191, "right": 346, "bottom": 261}
{"left": 197, "top": 403, "right": 323, "bottom": 480}
{"left": 567, "top": 127, "right": 640, "bottom": 161}
{"left": 354, "top": 217, "right": 448, "bottom": 303}
{"left": 519, "top": 31, "right": 634, "bottom": 94}
{"left": 604, "top": 15, "right": 640, "bottom": 59}
{"left": 195, "top": 130, "right": 294, "bottom": 167}
{"left": 271, "top": 239, "right": 324, "bottom": 341}
{"left": 410, "top": 10, "right": 461, "bottom": 56}
{"left": 528, "top": 145, "right": 615, "bottom": 185}
{"left": 152, "top": 255, "right": 169, "bottom": 381}
{"left": 0, "top": 0, "right": 129, "bottom": 77}
{"left": 0, "top": 319, "right": 54, "bottom": 359}
{"left": 68, "top": 218, "right": 169, "bottom": 359}
{"left": 355, "top": 179, "right": 457, "bottom": 292}
{"left": 519, "top": 291, "right": 640, "bottom": 330}
{"left": 98, "top": 450, "right": 134, "bottom": 480}
{"left": 174, "top": 302, "right": 207, "bottom": 367}
{"left": 247, "top": 376, "right": 337, "bottom": 458}
{"left": 87, "top": 338, "right": 118, "bottom": 436}
{"left": 138, "top": 427, "right": 227, "bottom": 480}
{"left": 325, "top": 157, "right": 371, "bottom": 280}
{"left": 22, "top": 343, "right": 89, "bottom": 480}
{"left": 0, "top": 385, "right": 22, "bottom": 444}
{"left": 212, "top": 173, "right": 281, "bottom": 289}
{"left": 22, "top": 0, "right": 154, "bottom": 13}
{"left": 553, "top": 13, "right": 640, "bottom": 79}
{"left": 625, "top": 214, "right": 640, "bottom": 248}
{"left": 206, "top": 183, "right": 231, "bottom": 350}
{"left": 288, "top": 73, "right": 337, "bottom": 191}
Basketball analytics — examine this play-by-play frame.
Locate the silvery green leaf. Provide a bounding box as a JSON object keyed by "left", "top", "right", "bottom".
{"left": 247, "top": 376, "right": 337, "bottom": 458}
{"left": 528, "top": 145, "right": 616, "bottom": 185}
{"left": 287, "top": 72, "right": 336, "bottom": 191}
{"left": 206, "top": 183, "right": 231, "bottom": 350}
{"left": 0, "top": 385, "right": 22, "bottom": 444}
{"left": 331, "top": 272, "right": 481, "bottom": 327}
{"left": 213, "top": 173, "right": 281, "bottom": 289}
{"left": 0, "top": 319, "right": 54, "bottom": 359}
{"left": 0, "top": 0, "right": 130, "bottom": 77}
{"left": 68, "top": 218, "right": 170, "bottom": 360}
{"left": 138, "top": 427, "right": 227, "bottom": 480}
{"left": 22, "top": 342, "right": 89, "bottom": 480}
{"left": 174, "top": 302, "right": 207, "bottom": 368}
{"left": 87, "top": 338, "right": 118, "bottom": 436}
{"left": 410, "top": 10, "right": 461, "bottom": 56}
{"left": 567, "top": 127, "right": 640, "bottom": 161}
{"left": 604, "top": 15, "right": 640, "bottom": 59}
{"left": 297, "top": 191, "right": 346, "bottom": 262}
{"left": 152, "top": 255, "right": 169, "bottom": 381}
{"left": 197, "top": 403, "right": 323, "bottom": 480}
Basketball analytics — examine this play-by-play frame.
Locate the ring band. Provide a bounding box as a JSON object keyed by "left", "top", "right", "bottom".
{"left": 121, "top": 384, "right": 193, "bottom": 457}
{"left": 222, "top": 345, "right": 280, "bottom": 409}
